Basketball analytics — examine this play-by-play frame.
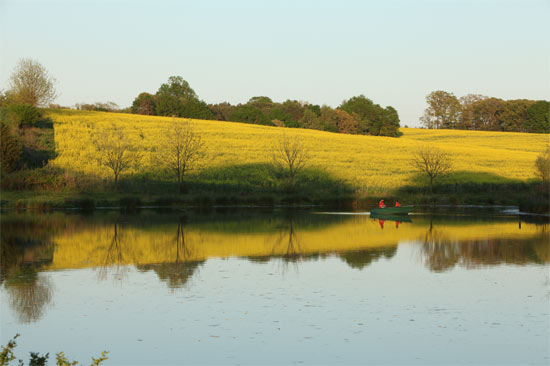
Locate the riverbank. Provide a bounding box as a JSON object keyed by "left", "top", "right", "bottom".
{"left": 2, "top": 185, "right": 548, "bottom": 215}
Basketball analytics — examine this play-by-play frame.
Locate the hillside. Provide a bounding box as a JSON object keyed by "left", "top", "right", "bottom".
{"left": 46, "top": 109, "right": 547, "bottom": 195}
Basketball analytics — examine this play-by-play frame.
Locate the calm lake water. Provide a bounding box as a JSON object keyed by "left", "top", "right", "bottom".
{"left": 1, "top": 209, "right": 549, "bottom": 365}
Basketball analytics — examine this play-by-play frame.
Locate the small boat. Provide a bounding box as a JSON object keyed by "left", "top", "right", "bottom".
{"left": 370, "top": 212, "right": 412, "bottom": 222}
{"left": 370, "top": 206, "right": 412, "bottom": 215}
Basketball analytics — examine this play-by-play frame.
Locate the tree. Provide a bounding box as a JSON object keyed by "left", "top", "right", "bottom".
{"left": 334, "top": 109, "right": 360, "bottom": 134}
{"left": 92, "top": 126, "right": 142, "bottom": 190}
{"left": 299, "top": 108, "right": 323, "bottom": 130}
{"left": 471, "top": 98, "right": 504, "bottom": 131}
{"left": 161, "top": 120, "right": 204, "bottom": 193}
{"left": 157, "top": 76, "right": 197, "bottom": 102}
{"left": 272, "top": 134, "right": 310, "bottom": 191}
{"left": 420, "top": 91, "right": 461, "bottom": 129}
{"left": 411, "top": 145, "right": 453, "bottom": 194}
{"left": 498, "top": 99, "right": 535, "bottom": 132}
{"left": 534, "top": 147, "right": 550, "bottom": 188}
{"left": 379, "top": 106, "right": 401, "bottom": 137}
{"left": 209, "top": 102, "right": 234, "bottom": 121}
{"left": 0, "top": 123, "right": 22, "bottom": 173}
{"left": 131, "top": 92, "right": 156, "bottom": 115}
{"left": 524, "top": 101, "right": 550, "bottom": 133}
{"left": 459, "top": 94, "right": 487, "bottom": 129}
{"left": 8, "top": 58, "right": 57, "bottom": 107}
{"left": 229, "top": 104, "right": 271, "bottom": 125}
{"left": 320, "top": 105, "right": 339, "bottom": 132}
{"left": 340, "top": 95, "right": 401, "bottom": 136}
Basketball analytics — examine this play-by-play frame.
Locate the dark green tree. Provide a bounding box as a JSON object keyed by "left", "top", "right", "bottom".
{"left": 229, "top": 104, "right": 271, "bottom": 125}
{"left": 499, "top": 99, "right": 535, "bottom": 132}
{"left": 524, "top": 101, "right": 550, "bottom": 133}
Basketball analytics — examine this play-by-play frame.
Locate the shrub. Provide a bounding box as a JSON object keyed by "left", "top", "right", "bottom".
{"left": 0, "top": 123, "right": 22, "bottom": 173}
{"left": 2, "top": 103, "right": 43, "bottom": 127}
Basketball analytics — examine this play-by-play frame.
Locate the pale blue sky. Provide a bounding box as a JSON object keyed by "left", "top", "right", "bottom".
{"left": 1, "top": 0, "right": 548, "bottom": 126}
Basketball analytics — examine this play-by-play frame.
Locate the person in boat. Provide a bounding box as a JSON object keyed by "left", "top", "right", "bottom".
{"left": 378, "top": 199, "right": 386, "bottom": 208}
{"left": 395, "top": 200, "right": 401, "bottom": 207}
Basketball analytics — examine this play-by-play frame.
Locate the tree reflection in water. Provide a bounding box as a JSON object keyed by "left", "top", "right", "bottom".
{"left": 421, "top": 217, "right": 549, "bottom": 271}
{"left": 138, "top": 218, "right": 204, "bottom": 290}
{"left": 1, "top": 228, "right": 54, "bottom": 323}
{"left": 5, "top": 273, "right": 53, "bottom": 323}
{"left": 98, "top": 223, "right": 133, "bottom": 281}
{"left": 340, "top": 247, "right": 397, "bottom": 270}
{"left": 268, "top": 217, "right": 306, "bottom": 273}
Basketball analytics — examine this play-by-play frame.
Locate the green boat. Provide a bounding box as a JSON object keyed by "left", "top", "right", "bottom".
{"left": 370, "top": 212, "right": 412, "bottom": 223}
{"left": 370, "top": 206, "right": 412, "bottom": 215}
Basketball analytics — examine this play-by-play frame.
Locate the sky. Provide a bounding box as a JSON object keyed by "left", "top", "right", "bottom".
{"left": 1, "top": 0, "right": 548, "bottom": 127}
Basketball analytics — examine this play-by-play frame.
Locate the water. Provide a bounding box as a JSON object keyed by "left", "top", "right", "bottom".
{"left": 1, "top": 209, "right": 549, "bottom": 365}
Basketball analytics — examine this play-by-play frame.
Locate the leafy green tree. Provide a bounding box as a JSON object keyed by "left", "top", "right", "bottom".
{"left": 378, "top": 106, "right": 401, "bottom": 137}
{"left": 131, "top": 92, "right": 156, "bottom": 115}
{"left": 0, "top": 123, "right": 22, "bottom": 173}
{"left": 247, "top": 96, "right": 274, "bottom": 115}
{"left": 299, "top": 108, "right": 323, "bottom": 130}
{"left": 229, "top": 104, "right": 271, "bottom": 125}
{"left": 420, "top": 90, "right": 461, "bottom": 129}
{"left": 340, "top": 95, "right": 401, "bottom": 136}
{"left": 157, "top": 76, "right": 197, "bottom": 102}
{"left": 459, "top": 94, "right": 487, "bottom": 129}
{"left": 471, "top": 97, "right": 505, "bottom": 131}
{"left": 154, "top": 93, "right": 182, "bottom": 116}
{"left": 181, "top": 99, "right": 214, "bottom": 120}
{"left": 320, "top": 106, "right": 339, "bottom": 132}
{"left": 8, "top": 58, "right": 57, "bottom": 107}
{"left": 268, "top": 108, "right": 292, "bottom": 125}
{"left": 499, "top": 99, "right": 535, "bottom": 132}
{"left": 524, "top": 101, "right": 550, "bottom": 133}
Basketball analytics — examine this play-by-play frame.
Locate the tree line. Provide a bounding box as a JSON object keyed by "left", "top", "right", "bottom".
{"left": 131, "top": 76, "right": 402, "bottom": 137}
{"left": 421, "top": 90, "right": 549, "bottom": 133}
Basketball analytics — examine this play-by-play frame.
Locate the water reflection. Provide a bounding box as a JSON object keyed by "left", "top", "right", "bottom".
{"left": 137, "top": 218, "right": 205, "bottom": 289}
{"left": 421, "top": 217, "right": 549, "bottom": 271}
{"left": 1, "top": 211, "right": 548, "bottom": 323}
{"left": 1, "top": 218, "right": 54, "bottom": 323}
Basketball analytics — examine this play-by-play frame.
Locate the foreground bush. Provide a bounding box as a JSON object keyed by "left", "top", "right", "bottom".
{"left": 0, "top": 334, "right": 108, "bottom": 366}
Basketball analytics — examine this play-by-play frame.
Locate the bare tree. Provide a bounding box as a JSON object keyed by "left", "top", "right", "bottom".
{"left": 411, "top": 145, "right": 452, "bottom": 194}
{"left": 161, "top": 119, "right": 204, "bottom": 193}
{"left": 8, "top": 58, "right": 57, "bottom": 107}
{"left": 273, "top": 134, "right": 310, "bottom": 190}
{"left": 92, "top": 126, "right": 142, "bottom": 190}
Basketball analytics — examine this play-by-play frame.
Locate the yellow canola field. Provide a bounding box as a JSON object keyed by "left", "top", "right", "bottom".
{"left": 46, "top": 109, "right": 549, "bottom": 190}
{"left": 44, "top": 216, "right": 542, "bottom": 270}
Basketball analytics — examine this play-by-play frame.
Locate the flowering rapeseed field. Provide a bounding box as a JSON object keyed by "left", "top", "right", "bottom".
{"left": 46, "top": 109, "right": 548, "bottom": 192}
